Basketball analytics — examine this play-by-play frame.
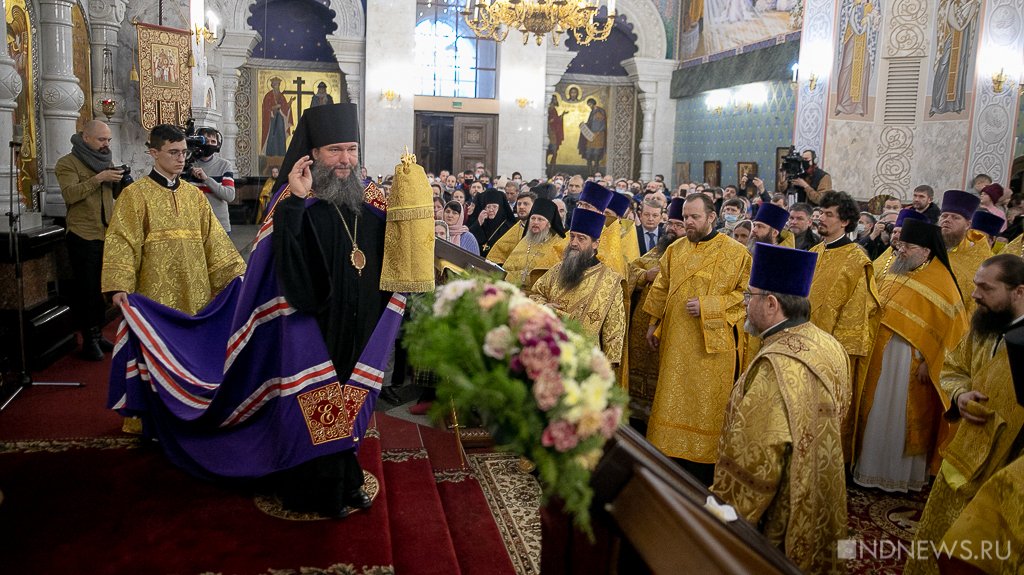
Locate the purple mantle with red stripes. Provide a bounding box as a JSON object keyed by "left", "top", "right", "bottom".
{"left": 107, "top": 210, "right": 406, "bottom": 479}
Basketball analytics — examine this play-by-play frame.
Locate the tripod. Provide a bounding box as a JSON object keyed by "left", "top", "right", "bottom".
{"left": 1, "top": 134, "right": 82, "bottom": 412}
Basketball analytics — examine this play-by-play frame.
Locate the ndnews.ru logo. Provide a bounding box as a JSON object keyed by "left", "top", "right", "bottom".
{"left": 837, "top": 538, "right": 1012, "bottom": 562}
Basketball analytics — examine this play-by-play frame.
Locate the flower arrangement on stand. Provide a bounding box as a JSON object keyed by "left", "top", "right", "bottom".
{"left": 404, "top": 276, "right": 627, "bottom": 535}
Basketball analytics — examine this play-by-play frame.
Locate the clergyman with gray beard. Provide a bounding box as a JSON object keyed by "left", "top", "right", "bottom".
{"left": 530, "top": 208, "right": 626, "bottom": 365}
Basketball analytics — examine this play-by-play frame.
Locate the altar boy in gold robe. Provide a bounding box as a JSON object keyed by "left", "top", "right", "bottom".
{"left": 102, "top": 124, "right": 246, "bottom": 315}
{"left": 531, "top": 208, "right": 626, "bottom": 364}
{"left": 904, "top": 254, "right": 1024, "bottom": 575}
{"left": 643, "top": 193, "right": 751, "bottom": 485}
{"left": 712, "top": 242, "right": 849, "bottom": 573}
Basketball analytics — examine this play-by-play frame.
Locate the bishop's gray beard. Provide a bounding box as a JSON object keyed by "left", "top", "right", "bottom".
{"left": 557, "top": 245, "right": 596, "bottom": 291}
{"left": 313, "top": 161, "right": 364, "bottom": 214}
{"left": 526, "top": 228, "right": 551, "bottom": 245}
{"left": 889, "top": 252, "right": 926, "bottom": 275}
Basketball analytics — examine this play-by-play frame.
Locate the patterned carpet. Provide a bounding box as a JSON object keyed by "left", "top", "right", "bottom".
{"left": 469, "top": 452, "right": 543, "bottom": 575}
{"left": 469, "top": 452, "right": 933, "bottom": 575}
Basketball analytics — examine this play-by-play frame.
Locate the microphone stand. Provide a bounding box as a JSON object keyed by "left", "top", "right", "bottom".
{"left": 2, "top": 137, "right": 82, "bottom": 412}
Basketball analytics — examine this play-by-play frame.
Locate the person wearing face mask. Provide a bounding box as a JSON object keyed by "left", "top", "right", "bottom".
{"left": 188, "top": 127, "right": 235, "bottom": 234}
{"left": 717, "top": 198, "right": 745, "bottom": 235}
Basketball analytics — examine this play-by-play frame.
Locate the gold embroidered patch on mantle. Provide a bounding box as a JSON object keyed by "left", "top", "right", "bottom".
{"left": 297, "top": 383, "right": 369, "bottom": 445}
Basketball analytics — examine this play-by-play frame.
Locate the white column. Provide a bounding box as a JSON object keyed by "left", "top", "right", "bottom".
{"left": 497, "top": 39, "right": 547, "bottom": 179}
{"left": 792, "top": 0, "right": 837, "bottom": 162}
{"left": 216, "top": 30, "right": 260, "bottom": 172}
{"left": 0, "top": 7, "right": 24, "bottom": 214}
{"left": 364, "top": 0, "right": 415, "bottom": 176}
{"left": 623, "top": 57, "right": 678, "bottom": 182}
{"left": 87, "top": 0, "right": 127, "bottom": 161}
{"left": 542, "top": 45, "right": 574, "bottom": 174}
{"left": 965, "top": 0, "right": 1024, "bottom": 184}
{"left": 39, "top": 0, "right": 87, "bottom": 217}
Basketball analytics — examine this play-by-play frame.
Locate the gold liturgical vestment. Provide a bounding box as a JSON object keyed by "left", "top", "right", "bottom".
{"left": 948, "top": 229, "right": 993, "bottom": 316}
{"left": 624, "top": 249, "right": 663, "bottom": 421}
{"left": 904, "top": 329, "right": 1024, "bottom": 575}
{"left": 644, "top": 233, "right": 751, "bottom": 463}
{"left": 102, "top": 176, "right": 246, "bottom": 315}
{"left": 712, "top": 321, "right": 849, "bottom": 573}
{"left": 808, "top": 240, "right": 880, "bottom": 457}
{"left": 596, "top": 217, "right": 627, "bottom": 278}
{"left": 485, "top": 222, "right": 524, "bottom": 265}
{"left": 531, "top": 261, "right": 625, "bottom": 364}
{"left": 502, "top": 233, "right": 567, "bottom": 293}
{"left": 940, "top": 454, "right": 1024, "bottom": 575}
{"left": 854, "top": 258, "right": 968, "bottom": 472}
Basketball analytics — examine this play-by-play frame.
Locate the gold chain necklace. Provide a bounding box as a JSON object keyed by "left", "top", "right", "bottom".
{"left": 330, "top": 202, "right": 366, "bottom": 276}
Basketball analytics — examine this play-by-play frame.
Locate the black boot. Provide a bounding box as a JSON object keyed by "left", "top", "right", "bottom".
{"left": 80, "top": 330, "right": 104, "bottom": 361}
{"left": 89, "top": 326, "right": 115, "bottom": 353}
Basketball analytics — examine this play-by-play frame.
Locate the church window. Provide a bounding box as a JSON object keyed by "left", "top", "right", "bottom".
{"left": 415, "top": 0, "right": 497, "bottom": 99}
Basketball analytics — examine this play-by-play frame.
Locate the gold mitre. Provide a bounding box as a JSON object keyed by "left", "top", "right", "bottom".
{"left": 379, "top": 150, "right": 436, "bottom": 293}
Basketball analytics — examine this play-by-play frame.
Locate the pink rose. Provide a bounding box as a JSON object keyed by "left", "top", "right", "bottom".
{"left": 532, "top": 374, "right": 564, "bottom": 411}
{"left": 599, "top": 405, "right": 623, "bottom": 439}
{"left": 541, "top": 420, "right": 580, "bottom": 452}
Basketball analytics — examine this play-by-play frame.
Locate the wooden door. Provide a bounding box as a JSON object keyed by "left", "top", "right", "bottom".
{"left": 453, "top": 114, "right": 497, "bottom": 175}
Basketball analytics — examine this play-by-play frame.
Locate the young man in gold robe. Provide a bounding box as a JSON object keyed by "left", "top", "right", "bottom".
{"left": 808, "top": 191, "right": 880, "bottom": 460}
{"left": 712, "top": 242, "right": 849, "bottom": 573}
{"left": 531, "top": 208, "right": 626, "bottom": 365}
{"left": 102, "top": 124, "right": 246, "bottom": 316}
{"left": 904, "top": 254, "right": 1024, "bottom": 575}
{"left": 502, "top": 198, "right": 567, "bottom": 293}
{"left": 623, "top": 199, "right": 681, "bottom": 426}
{"left": 643, "top": 193, "right": 751, "bottom": 485}
{"left": 940, "top": 190, "right": 993, "bottom": 316}
{"left": 853, "top": 219, "right": 968, "bottom": 491}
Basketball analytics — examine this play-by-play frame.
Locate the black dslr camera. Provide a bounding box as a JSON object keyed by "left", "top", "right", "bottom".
{"left": 112, "top": 164, "right": 133, "bottom": 198}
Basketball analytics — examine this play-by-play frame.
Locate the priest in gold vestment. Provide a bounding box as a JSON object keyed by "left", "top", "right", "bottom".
{"left": 624, "top": 208, "right": 680, "bottom": 424}
{"left": 644, "top": 194, "right": 751, "bottom": 485}
{"left": 573, "top": 181, "right": 628, "bottom": 278}
{"left": 808, "top": 192, "right": 880, "bottom": 459}
{"left": 531, "top": 208, "right": 625, "bottom": 364}
{"left": 853, "top": 220, "right": 968, "bottom": 492}
{"left": 905, "top": 254, "right": 1024, "bottom": 575}
{"left": 502, "top": 198, "right": 567, "bottom": 292}
{"left": 740, "top": 203, "right": 796, "bottom": 369}
{"left": 713, "top": 242, "right": 849, "bottom": 573}
{"left": 102, "top": 124, "right": 246, "bottom": 316}
{"left": 939, "top": 190, "right": 992, "bottom": 316}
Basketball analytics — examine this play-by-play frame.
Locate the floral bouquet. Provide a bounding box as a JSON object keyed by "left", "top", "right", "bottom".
{"left": 403, "top": 276, "right": 627, "bottom": 534}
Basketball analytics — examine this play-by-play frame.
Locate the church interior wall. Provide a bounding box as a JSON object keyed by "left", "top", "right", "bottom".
{"left": 673, "top": 79, "right": 796, "bottom": 191}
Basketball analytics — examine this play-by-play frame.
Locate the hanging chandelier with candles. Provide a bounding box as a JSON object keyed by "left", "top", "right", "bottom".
{"left": 462, "top": 0, "right": 617, "bottom": 46}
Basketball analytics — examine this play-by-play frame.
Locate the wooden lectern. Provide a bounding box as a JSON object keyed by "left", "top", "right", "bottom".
{"left": 541, "top": 425, "right": 803, "bottom": 575}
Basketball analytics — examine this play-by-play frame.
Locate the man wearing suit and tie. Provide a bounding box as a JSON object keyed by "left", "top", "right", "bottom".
{"left": 636, "top": 197, "right": 666, "bottom": 255}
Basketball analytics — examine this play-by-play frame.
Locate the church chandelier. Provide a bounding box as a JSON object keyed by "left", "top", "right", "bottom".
{"left": 462, "top": 0, "right": 617, "bottom": 46}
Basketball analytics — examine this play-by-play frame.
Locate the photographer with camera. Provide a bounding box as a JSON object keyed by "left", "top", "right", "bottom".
{"left": 784, "top": 149, "right": 832, "bottom": 205}
{"left": 185, "top": 127, "right": 235, "bottom": 234}
{"left": 56, "top": 119, "right": 133, "bottom": 360}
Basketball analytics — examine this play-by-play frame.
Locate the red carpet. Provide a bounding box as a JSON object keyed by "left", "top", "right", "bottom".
{"left": 0, "top": 333, "right": 522, "bottom": 575}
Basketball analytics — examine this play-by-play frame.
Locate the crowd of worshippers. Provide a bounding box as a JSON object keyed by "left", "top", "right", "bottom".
{"left": 413, "top": 160, "right": 1024, "bottom": 573}
{"left": 78, "top": 111, "right": 1023, "bottom": 574}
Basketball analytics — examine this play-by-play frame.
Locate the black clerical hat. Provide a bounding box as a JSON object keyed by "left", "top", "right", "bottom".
{"left": 528, "top": 198, "right": 566, "bottom": 237}
{"left": 275, "top": 103, "right": 360, "bottom": 192}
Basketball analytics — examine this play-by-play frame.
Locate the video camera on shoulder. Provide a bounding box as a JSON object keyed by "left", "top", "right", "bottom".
{"left": 780, "top": 146, "right": 810, "bottom": 182}
{"left": 181, "top": 119, "right": 220, "bottom": 179}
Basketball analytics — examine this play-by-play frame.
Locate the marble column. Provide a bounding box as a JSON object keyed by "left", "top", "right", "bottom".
{"left": 363, "top": 0, "right": 415, "bottom": 176}
{"left": 791, "top": 0, "right": 837, "bottom": 163}
{"left": 623, "top": 57, "right": 678, "bottom": 182}
{"left": 497, "top": 38, "right": 546, "bottom": 178}
{"left": 543, "top": 45, "right": 574, "bottom": 173}
{"left": 38, "top": 0, "right": 86, "bottom": 217}
{"left": 965, "top": 0, "right": 1024, "bottom": 184}
{"left": 0, "top": 9, "right": 24, "bottom": 217}
{"left": 216, "top": 30, "right": 260, "bottom": 173}
{"left": 87, "top": 0, "right": 127, "bottom": 162}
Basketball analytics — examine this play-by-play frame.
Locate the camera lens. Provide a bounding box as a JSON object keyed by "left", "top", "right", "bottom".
{"left": 884, "top": 223, "right": 895, "bottom": 233}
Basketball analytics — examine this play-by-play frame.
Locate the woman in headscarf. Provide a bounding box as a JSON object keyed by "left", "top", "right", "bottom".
{"left": 442, "top": 200, "right": 480, "bottom": 255}
{"left": 470, "top": 188, "right": 516, "bottom": 257}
